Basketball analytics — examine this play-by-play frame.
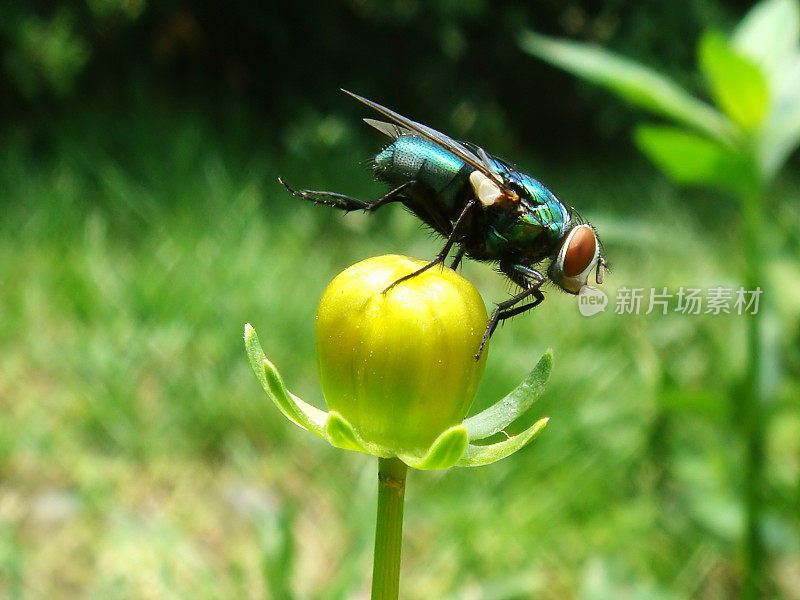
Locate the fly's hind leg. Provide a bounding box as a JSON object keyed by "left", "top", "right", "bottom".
{"left": 382, "top": 199, "right": 476, "bottom": 294}
{"left": 476, "top": 263, "right": 545, "bottom": 360}
{"left": 279, "top": 177, "right": 415, "bottom": 213}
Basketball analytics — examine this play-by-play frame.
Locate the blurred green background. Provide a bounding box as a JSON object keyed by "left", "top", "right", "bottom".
{"left": 1, "top": 1, "right": 798, "bottom": 598}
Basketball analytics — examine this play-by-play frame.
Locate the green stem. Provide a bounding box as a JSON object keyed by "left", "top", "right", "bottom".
{"left": 740, "top": 189, "right": 767, "bottom": 600}
{"left": 371, "top": 457, "right": 408, "bottom": 600}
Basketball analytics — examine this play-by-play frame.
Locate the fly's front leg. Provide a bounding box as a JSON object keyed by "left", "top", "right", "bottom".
{"left": 279, "top": 177, "right": 415, "bottom": 213}
{"left": 476, "top": 264, "right": 545, "bottom": 360}
{"left": 383, "top": 199, "right": 476, "bottom": 293}
{"left": 476, "top": 287, "right": 544, "bottom": 360}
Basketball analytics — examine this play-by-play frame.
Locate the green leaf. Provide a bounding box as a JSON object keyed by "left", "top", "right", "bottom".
{"left": 732, "top": 0, "right": 800, "bottom": 176}
{"left": 457, "top": 418, "right": 549, "bottom": 468}
{"left": 634, "top": 125, "right": 759, "bottom": 195}
{"left": 520, "top": 31, "right": 735, "bottom": 143}
{"left": 758, "top": 52, "right": 800, "bottom": 176}
{"left": 699, "top": 30, "right": 770, "bottom": 132}
{"left": 464, "top": 350, "right": 552, "bottom": 441}
{"left": 733, "top": 0, "right": 800, "bottom": 77}
{"left": 398, "top": 424, "right": 468, "bottom": 470}
{"left": 244, "top": 323, "right": 327, "bottom": 437}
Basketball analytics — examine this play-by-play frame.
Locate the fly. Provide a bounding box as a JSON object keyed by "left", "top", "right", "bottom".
{"left": 280, "top": 89, "right": 606, "bottom": 359}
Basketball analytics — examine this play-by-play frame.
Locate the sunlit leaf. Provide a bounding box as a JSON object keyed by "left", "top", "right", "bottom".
{"left": 699, "top": 31, "right": 770, "bottom": 132}
{"left": 733, "top": 0, "right": 800, "bottom": 77}
{"left": 520, "top": 31, "right": 735, "bottom": 143}
{"left": 634, "top": 125, "right": 759, "bottom": 195}
{"left": 758, "top": 52, "right": 800, "bottom": 176}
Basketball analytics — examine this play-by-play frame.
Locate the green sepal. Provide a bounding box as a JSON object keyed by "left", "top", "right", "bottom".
{"left": 244, "top": 323, "right": 327, "bottom": 437}
{"left": 398, "top": 424, "right": 469, "bottom": 471}
{"left": 245, "top": 322, "right": 552, "bottom": 469}
{"left": 464, "top": 351, "right": 552, "bottom": 441}
{"left": 324, "top": 411, "right": 376, "bottom": 454}
{"left": 457, "top": 417, "right": 549, "bottom": 468}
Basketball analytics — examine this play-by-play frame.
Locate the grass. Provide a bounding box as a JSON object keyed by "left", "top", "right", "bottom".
{"left": 0, "top": 101, "right": 798, "bottom": 599}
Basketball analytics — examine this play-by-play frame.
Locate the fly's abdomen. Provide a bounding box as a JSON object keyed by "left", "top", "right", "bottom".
{"left": 373, "top": 135, "right": 472, "bottom": 206}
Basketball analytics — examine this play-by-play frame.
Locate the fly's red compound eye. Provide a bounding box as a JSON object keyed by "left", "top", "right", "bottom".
{"left": 563, "top": 225, "right": 597, "bottom": 277}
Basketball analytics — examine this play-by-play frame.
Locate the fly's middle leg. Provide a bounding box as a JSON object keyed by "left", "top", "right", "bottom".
{"left": 279, "top": 178, "right": 415, "bottom": 213}
{"left": 449, "top": 247, "right": 467, "bottom": 270}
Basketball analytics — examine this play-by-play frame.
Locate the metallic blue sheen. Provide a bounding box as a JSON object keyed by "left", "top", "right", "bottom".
{"left": 374, "top": 135, "right": 572, "bottom": 257}
{"left": 374, "top": 136, "right": 471, "bottom": 206}
{"left": 488, "top": 157, "right": 571, "bottom": 240}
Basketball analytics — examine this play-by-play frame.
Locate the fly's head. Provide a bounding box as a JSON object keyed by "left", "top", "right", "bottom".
{"left": 548, "top": 224, "right": 606, "bottom": 294}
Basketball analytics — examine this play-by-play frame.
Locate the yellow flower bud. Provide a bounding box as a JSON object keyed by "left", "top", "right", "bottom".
{"left": 315, "top": 255, "right": 488, "bottom": 457}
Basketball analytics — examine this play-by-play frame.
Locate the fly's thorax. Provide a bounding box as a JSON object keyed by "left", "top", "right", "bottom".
{"left": 508, "top": 208, "right": 566, "bottom": 244}
{"left": 481, "top": 203, "right": 565, "bottom": 259}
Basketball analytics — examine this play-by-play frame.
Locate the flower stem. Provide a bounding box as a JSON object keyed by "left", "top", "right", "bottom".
{"left": 371, "top": 457, "right": 408, "bottom": 600}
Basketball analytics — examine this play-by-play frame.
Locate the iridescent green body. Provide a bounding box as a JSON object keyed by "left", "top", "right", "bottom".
{"left": 373, "top": 134, "right": 572, "bottom": 264}
{"left": 280, "top": 90, "right": 606, "bottom": 360}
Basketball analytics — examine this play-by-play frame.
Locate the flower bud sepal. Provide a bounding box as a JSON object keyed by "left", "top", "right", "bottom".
{"left": 244, "top": 322, "right": 551, "bottom": 470}
{"left": 324, "top": 409, "right": 469, "bottom": 469}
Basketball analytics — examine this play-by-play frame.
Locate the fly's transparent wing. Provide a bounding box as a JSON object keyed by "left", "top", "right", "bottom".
{"left": 476, "top": 146, "right": 501, "bottom": 178}
{"left": 343, "top": 89, "right": 504, "bottom": 185}
{"left": 363, "top": 118, "right": 410, "bottom": 139}
{"left": 367, "top": 118, "right": 501, "bottom": 181}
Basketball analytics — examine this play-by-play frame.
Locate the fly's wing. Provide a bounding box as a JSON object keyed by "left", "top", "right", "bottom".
{"left": 489, "top": 155, "right": 563, "bottom": 211}
{"left": 366, "top": 117, "right": 503, "bottom": 182}
{"left": 343, "top": 89, "right": 504, "bottom": 186}
{"left": 364, "top": 118, "right": 504, "bottom": 186}
{"left": 363, "top": 119, "right": 411, "bottom": 139}
{"left": 462, "top": 140, "right": 509, "bottom": 179}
